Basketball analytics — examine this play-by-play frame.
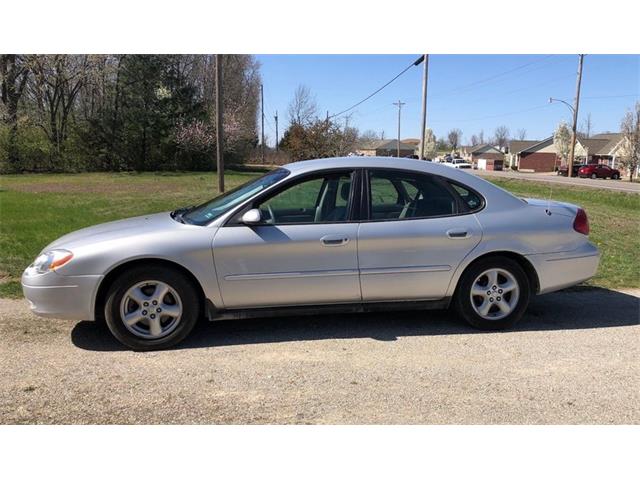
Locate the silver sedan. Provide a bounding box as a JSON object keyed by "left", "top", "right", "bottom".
{"left": 22, "top": 157, "right": 600, "bottom": 350}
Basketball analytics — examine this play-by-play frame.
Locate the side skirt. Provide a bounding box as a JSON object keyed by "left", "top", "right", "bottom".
{"left": 206, "top": 298, "right": 451, "bottom": 322}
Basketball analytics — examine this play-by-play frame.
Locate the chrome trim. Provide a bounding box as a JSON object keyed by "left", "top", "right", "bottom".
{"left": 359, "top": 265, "right": 451, "bottom": 275}
{"left": 224, "top": 269, "right": 359, "bottom": 281}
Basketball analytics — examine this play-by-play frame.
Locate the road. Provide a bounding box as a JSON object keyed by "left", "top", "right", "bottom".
{"left": 1, "top": 288, "right": 638, "bottom": 424}
{"left": 472, "top": 169, "right": 640, "bottom": 194}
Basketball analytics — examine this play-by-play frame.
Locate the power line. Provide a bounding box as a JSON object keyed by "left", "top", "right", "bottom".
{"left": 329, "top": 55, "right": 424, "bottom": 119}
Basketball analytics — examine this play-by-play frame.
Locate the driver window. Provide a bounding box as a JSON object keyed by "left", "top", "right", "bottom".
{"left": 258, "top": 172, "right": 354, "bottom": 225}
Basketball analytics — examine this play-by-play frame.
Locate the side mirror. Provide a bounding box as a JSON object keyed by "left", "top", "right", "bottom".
{"left": 241, "top": 208, "right": 262, "bottom": 225}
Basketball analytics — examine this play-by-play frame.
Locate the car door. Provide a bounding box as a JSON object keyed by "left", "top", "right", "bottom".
{"left": 597, "top": 165, "right": 610, "bottom": 178}
{"left": 212, "top": 169, "right": 362, "bottom": 309}
{"left": 357, "top": 169, "right": 482, "bottom": 301}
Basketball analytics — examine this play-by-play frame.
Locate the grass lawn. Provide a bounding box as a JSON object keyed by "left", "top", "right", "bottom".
{"left": 1, "top": 171, "right": 638, "bottom": 298}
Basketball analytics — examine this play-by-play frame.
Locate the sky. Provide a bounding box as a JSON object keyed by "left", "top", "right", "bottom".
{"left": 256, "top": 54, "right": 639, "bottom": 146}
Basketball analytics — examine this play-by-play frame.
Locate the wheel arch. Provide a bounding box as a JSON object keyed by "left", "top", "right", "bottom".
{"left": 452, "top": 251, "right": 540, "bottom": 298}
{"left": 94, "top": 258, "right": 207, "bottom": 322}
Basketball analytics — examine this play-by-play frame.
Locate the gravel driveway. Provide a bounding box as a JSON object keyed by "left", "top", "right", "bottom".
{"left": 1, "top": 287, "right": 638, "bottom": 424}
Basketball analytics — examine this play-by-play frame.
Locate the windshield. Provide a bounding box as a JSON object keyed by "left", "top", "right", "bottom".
{"left": 182, "top": 168, "right": 290, "bottom": 226}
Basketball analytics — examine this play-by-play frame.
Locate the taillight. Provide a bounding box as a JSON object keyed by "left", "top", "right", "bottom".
{"left": 573, "top": 208, "right": 589, "bottom": 235}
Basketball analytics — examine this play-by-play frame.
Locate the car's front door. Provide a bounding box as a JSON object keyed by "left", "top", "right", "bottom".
{"left": 212, "top": 170, "right": 361, "bottom": 309}
{"left": 357, "top": 169, "right": 482, "bottom": 301}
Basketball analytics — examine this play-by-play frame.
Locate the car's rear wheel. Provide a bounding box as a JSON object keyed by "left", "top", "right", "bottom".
{"left": 591, "top": 173, "right": 597, "bottom": 179}
{"left": 453, "top": 257, "right": 530, "bottom": 330}
{"left": 104, "top": 265, "right": 200, "bottom": 350}
{"left": 612, "top": 173, "right": 619, "bottom": 180}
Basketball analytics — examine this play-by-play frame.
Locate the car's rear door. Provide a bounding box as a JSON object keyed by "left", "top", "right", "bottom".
{"left": 357, "top": 168, "right": 482, "bottom": 301}
{"left": 212, "top": 169, "right": 362, "bottom": 309}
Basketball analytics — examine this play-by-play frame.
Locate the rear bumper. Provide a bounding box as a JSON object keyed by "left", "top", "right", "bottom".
{"left": 526, "top": 242, "right": 600, "bottom": 294}
{"left": 21, "top": 271, "right": 102, "bottom": 320}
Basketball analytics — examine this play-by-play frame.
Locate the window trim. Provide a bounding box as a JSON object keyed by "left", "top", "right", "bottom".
{"left": 223, "top": 168, "right": 363, "bottom": 227}
{"left": 362, "top": 167, "right": 485, "bottom": 223}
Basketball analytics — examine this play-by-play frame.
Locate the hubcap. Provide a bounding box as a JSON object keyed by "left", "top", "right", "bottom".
{"left": 119, "top": 280, "right": 182, "bottom": 339}
{"left": 470, "top": 268, "right": 520, "bottom": 320}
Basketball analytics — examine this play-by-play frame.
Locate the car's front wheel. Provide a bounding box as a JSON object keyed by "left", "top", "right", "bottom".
{"left": 453, "top": 257, "right": 530, "bottom": 330}
{"left": 104, "top": 265, "right": 200, "bottom": 350}
{"left": 591, "top": 173, "right": 597, "bottom": 179}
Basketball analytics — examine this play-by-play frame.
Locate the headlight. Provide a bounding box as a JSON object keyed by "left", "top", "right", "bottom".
{"left": 29, "top": 249, "right": 74, "bottom": 274}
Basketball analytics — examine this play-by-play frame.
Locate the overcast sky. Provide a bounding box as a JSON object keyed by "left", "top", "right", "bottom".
{"left": 256, "top": 54, "right": 639, "bottom": 145}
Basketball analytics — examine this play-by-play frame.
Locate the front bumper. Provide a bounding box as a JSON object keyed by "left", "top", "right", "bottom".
{"left": 526, "top": 242, "right": 600, "bottom": 294}
{"left": 21, "top": 271, "right": 103, "bottom": 320}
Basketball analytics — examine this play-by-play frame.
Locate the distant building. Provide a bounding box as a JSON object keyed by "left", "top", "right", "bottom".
{"left": 460, "top": 144, "right": 505, "bottom": 165}
{"left": 507, "top": 133, "right": 626, "bottom": 172}
{"left": 355, "top": 139, "right": 416, "bottom": 157}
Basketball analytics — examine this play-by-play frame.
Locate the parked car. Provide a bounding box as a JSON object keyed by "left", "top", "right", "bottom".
{"left": 557, "top": 164, "right": 584, "bottom": 177}
{"left": 22, "top": 157, "right": 600, "bottom": 350}
{"left": 578, "top": 164, "right": 621, "bottom": 179}
{"left": 444, "top": 158, "right": 473, "bottom": 169}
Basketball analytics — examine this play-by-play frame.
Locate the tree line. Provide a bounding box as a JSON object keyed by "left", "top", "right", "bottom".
{"left": 0, "top": 54, "right": 261, "bottom": 173}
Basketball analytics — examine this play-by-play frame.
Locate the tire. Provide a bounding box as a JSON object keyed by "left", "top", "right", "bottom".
{"left": 104, "top": 265, "right": 200, "bottom": 350}
{"left": 612, "top": 173, "right": 619, "bottom": 180}
{"left": 591, "top": 173, "right": 597, "bottom": 179}
{"left": 453, "top": 256, "right": 530, "bottom": 330}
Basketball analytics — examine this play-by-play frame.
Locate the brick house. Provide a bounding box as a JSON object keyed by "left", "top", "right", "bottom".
{"left": 460, "top": 144, "right": 505, "bottom": 166}
{"left": 355, "top": 139, "right": 416, "bottom": 157}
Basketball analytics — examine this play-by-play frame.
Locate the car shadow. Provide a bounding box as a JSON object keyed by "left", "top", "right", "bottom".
{"left": 71, "top": 286, "right": 639, "bottom": 352}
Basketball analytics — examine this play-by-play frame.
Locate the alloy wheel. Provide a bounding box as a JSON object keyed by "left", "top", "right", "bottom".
{"left": 119, "top": 280, "right": 183, "bottom": 339}
{"left": 470, "top": 268, "right": 520, "bottom": 320}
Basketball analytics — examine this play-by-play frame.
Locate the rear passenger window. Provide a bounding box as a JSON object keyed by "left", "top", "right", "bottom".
{"left": 368, "top": 170, "right": 458, "bottom": 220}
{"left": 449, "top": 183, "right": 483, "bottom": 211}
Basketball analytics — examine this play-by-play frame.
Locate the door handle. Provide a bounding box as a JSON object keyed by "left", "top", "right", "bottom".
{"left": 321, "top": 235, "right": 350, "bottom": 246}
{"left": 446, "top": 229, "right": 470, "bottom": 239}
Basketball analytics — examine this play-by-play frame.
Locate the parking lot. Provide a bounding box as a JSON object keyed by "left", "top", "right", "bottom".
{"left": 1, "top": 287, "right": 638, "bottom": 424}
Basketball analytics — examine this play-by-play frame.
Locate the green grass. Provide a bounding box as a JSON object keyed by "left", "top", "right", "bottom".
{"left": 0, "top": 172, "right": 638, "bottom": 297}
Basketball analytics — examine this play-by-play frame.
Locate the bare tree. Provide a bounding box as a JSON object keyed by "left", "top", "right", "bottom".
{"left": 580, "top": 113, "right": 593, "bottom": 138}
{"left": 554, "top": 121, "right": 572, "bottom": 166}
{"left": 478, "top": 129, "right": 485, "bottom": 144}
{"left": 618, "top": 102, "right": 640, "bottom": 182}
{"left": 287, "top": 84, "right": 317, "bottom": 126}
{"left": 447, "top": 128, "right": 462, "bottom": 150}
{"left": 0, "top": 55, "right": 30, "bottom": 170}
{"left": 358, "top": 129, "right": 379, "bottom": 144}
{"left": 516, "top": 128, "right": 527, "bottom": 141}
{"left": 470, "top": 134, "right": 479, "bottom": 146}
{"left": 494, "top": 125, "right": 510, "bottom": 149}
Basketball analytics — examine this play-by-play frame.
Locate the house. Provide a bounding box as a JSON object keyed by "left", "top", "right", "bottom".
{"left": 507, "top": 140, "right": 543, "bottom": 170}
{"left": 355, "top": 139, "right": 416, "bottom": 157}
{"left": 508, "top": 133, "right": 626, "bottom": 172}
{"left": 460, "top": 144, "right": 505, "bottom": 165}
{"left": 510, "top": 137, "right": 558, "bottom": 172}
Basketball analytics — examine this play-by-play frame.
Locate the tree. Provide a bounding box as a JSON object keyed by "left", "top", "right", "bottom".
{"left": 447, "top": 128, "right": 462, "bottom": 150}
{"left": 0, "top": 55, "right": 30, "bottom": 171}
{"left": 580, "top": 113, "right": 593, "bottom": 138}
{"left": 494, "top": 125, "right": 510, "bottom": 149}
{"left": 287, "top": 85, "right": 317, "bottom": 126}
{"left": 478, "top": 129, "right": 485, "bottom": 144}
{"left": 422, "top": 127, "right": 437, "bottom": 159}
{"left": 470, "top": 134, "right": 479, "bottom": 146}
{"left": 516, "top": 128, "right": 527, "bottom": 141}
{"left": 618, "top": 102, "right": 640, "bottom": 182}
{"left": 281, "top": 117, "right": 357, "bottom": 161}
{"left": 358, "top": 129, "right": 379, "bottom": 144}
{"left": 554, "top": 121, "right": 572, "bottom": 166}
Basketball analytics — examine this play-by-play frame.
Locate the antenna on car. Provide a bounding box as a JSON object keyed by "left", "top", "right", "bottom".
{"left": 545, "top": 183, "right": 553, "bottom": 216}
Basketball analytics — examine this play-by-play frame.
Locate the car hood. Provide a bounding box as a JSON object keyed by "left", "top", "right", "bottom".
{"left": 44, "top": 212, "right": 187, "bottom": 251}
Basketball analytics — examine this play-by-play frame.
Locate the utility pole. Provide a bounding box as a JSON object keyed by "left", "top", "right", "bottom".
{"left": 567, "top": 54, "right": 584, "bottom": 177}
{"left": 215, "top": 54, "right": 224, "bottom": 193}
{"left": 274, "top": 110, "right": 279, "bottom": 151}
{"left": 419, "top": 54, "right": 430, "bottom": 160}
{"left": 260, "top": 83, "right": 265, "bottom": 164}
{"left": 393, "top": 100, "right": 406, "bottom": 157}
